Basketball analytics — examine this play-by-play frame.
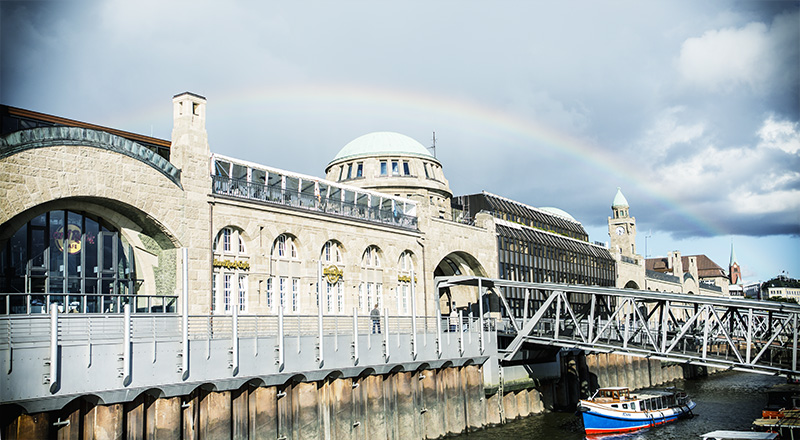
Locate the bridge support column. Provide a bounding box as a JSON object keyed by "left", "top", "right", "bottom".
{"left": 147, "top": 396, "right": 180, "bottom": 439}
{"left": 200, "top": 390, "right": 231, "bottom": 440}
{"left": 54, "top": 399, "right": 81, "bottom": 440}
{"left": 294, "top": 381, "right": 320, "bottom": 440}
{"left": 364, "top": 375, "right": 386, "bottom": 440}
{"left": 396, "top": 372, "right": 420, "bottom": 440}
{"left": 248, "top": 385, "right": 277, "bottom": 439}
{"left": 465, "top": 365, "right": 485, "bottom": 430}
{"left": 421, "top": 368, "right": 444, "bottom": 439}
{"left": 486, "top": 392, "right": 501, "bottom": 425}
{"left": 125, "top": 394, "right": 146, "bottom": 440}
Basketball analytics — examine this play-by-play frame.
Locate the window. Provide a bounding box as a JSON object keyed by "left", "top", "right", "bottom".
{"left": 391, "top": 160, "right": 399, "bottom": 175}
{"left": 213, "top": 227, "right": 248, "bottom": 314}
{"left": 423, "top": 163, "right": 429, "bottom": 178}
{"left": 238, "top": 275, "right": 247, "bottom": 312}
{"left": 266, "top": 278, "right": 273, "bottom": 309}
{"left": 403, "top": 161, "right": 410, "bottom": 175}
{"left": 279, "top": 277, "right": 286, "bottom": 311}
{"left": 380, "top": 161, "right": 387, "bottom": 176}
{"left": 273, "top": 234, "right": 297, "bottom": 259}
{"left": 292, "top": 278, "right": 299, "bottom": 312}
{"left": 356, "top": 162, "right": 363, "bottom": 178}
{"left": 346, "top": 164, "right": 352, "bottom": 180}
{"left": 322, "top": 241, "right": 342, "bottom": 263}
{"left": 223, "top": 274, "right": 232, "bottom": 312}
{"left": 363, "top": 246, "right": 380, "bottom": 267}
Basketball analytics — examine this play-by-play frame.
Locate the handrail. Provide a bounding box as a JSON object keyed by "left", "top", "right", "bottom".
{"left": 211, "top": 175, "right": 418, "bottom": 230}
{"left": 0, "top": 292, "right": 178, "bottom": 315}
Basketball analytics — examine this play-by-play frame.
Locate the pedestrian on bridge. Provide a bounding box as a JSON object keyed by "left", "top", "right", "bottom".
{"left": 371, "top": 304, "right": 381, "bottom": 334}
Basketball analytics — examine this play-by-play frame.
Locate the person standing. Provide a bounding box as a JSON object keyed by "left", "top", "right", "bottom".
{"left": 371, "top": 304, "right": 381, "bottom": 334}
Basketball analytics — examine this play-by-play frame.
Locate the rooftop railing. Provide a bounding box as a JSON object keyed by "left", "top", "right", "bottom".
{"left": 212, "top": 175, "right": 418, "bottom": 230}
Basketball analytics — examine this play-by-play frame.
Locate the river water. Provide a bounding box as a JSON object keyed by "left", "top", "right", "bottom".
{"left": 454, "top": 371, "right": 784, "bottom": 440}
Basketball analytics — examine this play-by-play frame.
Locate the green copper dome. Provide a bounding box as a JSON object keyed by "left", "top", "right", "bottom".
{"left": 612, "top": 187, "right": 629, "bottom": 208}
{"left": 539, "top": 207, "right": 577, "bottom": 222}
{"left": 331, "top": 132, "right": 435, "bottom": 164}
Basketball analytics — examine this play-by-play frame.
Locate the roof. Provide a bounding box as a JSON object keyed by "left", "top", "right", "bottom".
{"left": 330, "top": 131, "right": 435, "bottom": 163}
{"left": 730, "top": 241, "right": 738, "bottom": 266}
{"left": 646, "top": 254, "right": 727, "bottom": 278}
{"left": 612, "top": 187, "right": 629, "bottom": 208}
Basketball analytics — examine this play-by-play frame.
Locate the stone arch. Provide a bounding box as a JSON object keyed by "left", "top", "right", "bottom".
{"left": 0, "top": 143, "right": 185, "bottom": 230}
{"left": 623, "top": 280, "right": 640, "bottom": 289}
{"left": 434, "top": 251, "right": 488, "bottom": 314}
{"left": 0, "top": 198, "right": 181, "bottom": 299}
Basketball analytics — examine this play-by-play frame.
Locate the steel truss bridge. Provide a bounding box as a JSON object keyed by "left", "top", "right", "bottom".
{"left": 437, "top": 276, "right": 800, "bottom": 377}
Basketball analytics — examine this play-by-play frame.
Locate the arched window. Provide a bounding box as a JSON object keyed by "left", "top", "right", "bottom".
{"left": 269, "top": 234, "right": 300, "bottom": 313}
{"left": 320, "top": 240, "right": 344, "bottom": 314}
{"left": 0, "top": 210, "right": 136, "bottom": 314}
{"left": 397, "top": 251, "right": 416, "bottom": 315}
{"left": 212, "top": 227, "right": 248, "bottom": 314}
{"left": 358, "top": 245, "right": 383, "bottom": 313}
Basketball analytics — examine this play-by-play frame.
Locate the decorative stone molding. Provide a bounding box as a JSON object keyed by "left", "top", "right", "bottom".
{"left": 0, "top": 126, "right": 182, "bottom": 188}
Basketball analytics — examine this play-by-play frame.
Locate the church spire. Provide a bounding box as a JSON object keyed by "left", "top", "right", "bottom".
{"left": 729, "top": 239, "right": 741, "bottom": 285}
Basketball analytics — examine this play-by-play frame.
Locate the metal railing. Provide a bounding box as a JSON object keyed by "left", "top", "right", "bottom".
{"left": 212, "top": 175, "right": 418, "bottom": 230}
{"left": 0, "top": 292, "right": 177, "bottom": 315}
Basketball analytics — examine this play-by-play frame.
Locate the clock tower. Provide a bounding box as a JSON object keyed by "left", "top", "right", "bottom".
{"left": 608, "top": 187, "right": 637, "bottom": 258}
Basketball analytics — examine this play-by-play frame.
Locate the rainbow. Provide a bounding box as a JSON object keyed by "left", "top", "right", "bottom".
{"left": 111, "top": 82, "right": 722, "bottom": 236}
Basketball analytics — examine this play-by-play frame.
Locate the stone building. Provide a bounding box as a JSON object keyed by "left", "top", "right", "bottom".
{"left": 0, "top": 94, "right": 498, "bottom": 318}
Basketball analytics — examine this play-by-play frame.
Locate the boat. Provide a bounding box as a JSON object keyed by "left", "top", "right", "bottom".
{"left": 700, "top": 431, "right": 778, "bottom": 440}
{"left": 578, "top": 386, "right": 696, "bottom": 435}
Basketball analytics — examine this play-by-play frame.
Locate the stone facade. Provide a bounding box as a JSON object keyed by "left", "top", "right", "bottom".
{"left": 0, "top": 94, "right": 496, "bottom": 318}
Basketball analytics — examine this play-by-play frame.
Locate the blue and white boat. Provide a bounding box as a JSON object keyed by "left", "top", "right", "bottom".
{"left": 578, "top": 386, "right": 696, "bottom": 436}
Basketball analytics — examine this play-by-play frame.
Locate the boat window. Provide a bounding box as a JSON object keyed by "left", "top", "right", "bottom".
{"left": 611, "top": 404, "right": 618, "bottom": 408}
{"left": 622, "top": 403, "right": 628, "bottom": 409}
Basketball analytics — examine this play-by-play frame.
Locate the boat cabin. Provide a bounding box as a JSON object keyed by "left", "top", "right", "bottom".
{"left": 590, "top": 387, "right": 687, "bottom": 413}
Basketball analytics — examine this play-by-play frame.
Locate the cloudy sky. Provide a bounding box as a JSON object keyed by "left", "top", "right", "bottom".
{"left": 2, "top": 1, "right": 798, "bottom": 283}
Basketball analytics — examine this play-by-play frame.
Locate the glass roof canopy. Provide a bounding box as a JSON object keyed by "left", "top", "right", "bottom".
{"left": 211, "top": 154, "right": 418, "bottom": 230}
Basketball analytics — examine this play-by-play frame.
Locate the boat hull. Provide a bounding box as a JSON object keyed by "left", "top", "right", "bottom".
{"left": 580, "top": 400, "right": 696, "bottom": 435}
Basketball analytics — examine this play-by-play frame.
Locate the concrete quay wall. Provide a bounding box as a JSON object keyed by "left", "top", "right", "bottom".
{"left": 2, "top": 364, "right": 487, "bottom": 440}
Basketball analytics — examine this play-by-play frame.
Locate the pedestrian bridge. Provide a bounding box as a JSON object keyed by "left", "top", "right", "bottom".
{"left": 438, "top": 276, "right": 800, "bottom": 378}
{"left": 0, "top": 300, "right": 494, "bottom": 413}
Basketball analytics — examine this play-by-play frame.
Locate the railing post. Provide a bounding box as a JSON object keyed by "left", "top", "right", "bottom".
{"left": 277, "top": 305, "right": 285, "bottom": 370}
{"left": 435, "top": 283, "right": 443, "bottom": 358}
{"left": 478, "top": 279, "right": 484, "bottom": 354}
{"left": 410, "top": 269, "right": 417, "bottom": 359}
{"left": 181, "top": 248, "right": 189, "bottom": 380}
{"left": 49, "top": 303, "right": 59, "bottom": 393}
{"left": 318, "top": 260, "right": 324, "bottom": 367}
{"left": 122, "top": 303, "right": 131, "bottom": 386}
{"left": 352, "top": 307, "right": 359, "bottom": 364}
{"left": 458, "top": 310, "right": 464, "bottom": 356}
{"left": 793, "top": 313, "right": 798, "bottom": 372}
{"left": 383, "top": 308, "right": 390, "bottom": 361}
{"left": 231, "top": 301, "right": 239, "bottom": 376}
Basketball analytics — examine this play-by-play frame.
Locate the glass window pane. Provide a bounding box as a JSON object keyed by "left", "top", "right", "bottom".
{"left": 49, "top": 211, "right": 65, "bottom": 277}
{"left": 215, "top": 160, "right": 231, "bottom": 177}
{"left": 251, "top": 169, "right": 266, "bottom": 185}
{"left": 232, "top": 164, "right": 247, "bottom": 180}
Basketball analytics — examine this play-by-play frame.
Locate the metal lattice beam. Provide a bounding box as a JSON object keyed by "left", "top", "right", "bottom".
{"left": 437, "top": 276, "right": 800, "bottom": 377}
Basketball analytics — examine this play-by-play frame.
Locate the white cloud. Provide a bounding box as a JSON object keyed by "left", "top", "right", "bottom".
{"left": 677, "top": 13, "right": 794, "bottom": 93}
{"left": 758, "top": 117, "right": 800, "bottom": 155}
{"left": 638, "top": 107, "right": 706, "bottom": 159}
{"left": 644, "top": 115, "right": 800, "bottom": 220}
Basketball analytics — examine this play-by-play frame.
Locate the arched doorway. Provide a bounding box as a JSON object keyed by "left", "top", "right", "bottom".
{"left": 434, "top": 251, "right": 487, "bottom": 317}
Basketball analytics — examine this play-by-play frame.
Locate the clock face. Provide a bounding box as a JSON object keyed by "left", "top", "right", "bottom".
{"left": 615, "top": 226, "right": 625, "bottom": 236}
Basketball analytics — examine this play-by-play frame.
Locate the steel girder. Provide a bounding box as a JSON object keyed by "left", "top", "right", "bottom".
{"left": 436, "top": 276, "right": 800, "bottom": 377}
